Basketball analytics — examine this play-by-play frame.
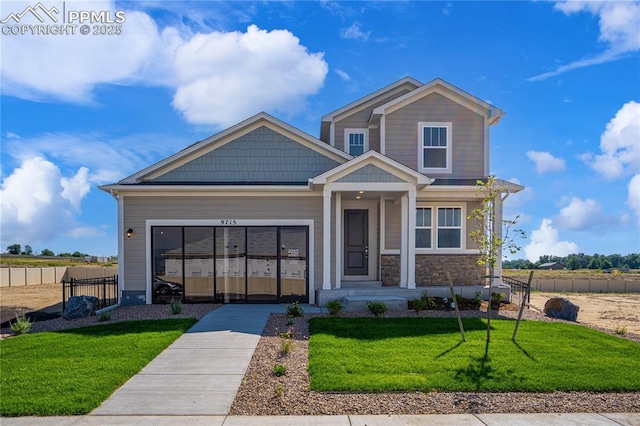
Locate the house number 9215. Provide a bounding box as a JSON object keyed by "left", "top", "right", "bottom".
{"left": 220, "top": 219, "right": 237, "bottom": 225}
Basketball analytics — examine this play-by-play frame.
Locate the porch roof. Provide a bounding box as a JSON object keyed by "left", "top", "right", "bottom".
{"left": 309, "top": 150, "right": 433, "bottom": 190}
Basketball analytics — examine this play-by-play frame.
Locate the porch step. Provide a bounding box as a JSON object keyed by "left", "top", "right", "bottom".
{"left": 341, "top": 281, "right": 383, "bottom": 289}
{"left": 343, "top": 295, "right": 407, "bottom": 312}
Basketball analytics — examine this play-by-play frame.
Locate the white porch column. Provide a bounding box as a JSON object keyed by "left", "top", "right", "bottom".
{"left": 493, "top": 195, "right": 504, "bottom": 288}
{"left": 322, "top": 189, "right": 332, "bottom": 290}
{"left": 399, "top": 194, "right": 408, "bottom": 287}
{"left": 407, "top": 190, "right": 417, "bottom": 289}
{"left": 335, "top": 192, "right": 342, "bottom": 289}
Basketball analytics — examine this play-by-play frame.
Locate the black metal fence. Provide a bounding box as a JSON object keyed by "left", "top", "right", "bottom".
{"left": 63, "top": 275, "right": 118, "bottom": 311}
{"left": 503, "top": 274, "right": 532, "bottom": 307}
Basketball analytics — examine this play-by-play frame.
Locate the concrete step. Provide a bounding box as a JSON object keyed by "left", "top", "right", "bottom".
{"left": 341, "top": 281, "right": 383, "bottom": 289}
{"left": 343, "top": 295, "right": 407, "bottom": 312}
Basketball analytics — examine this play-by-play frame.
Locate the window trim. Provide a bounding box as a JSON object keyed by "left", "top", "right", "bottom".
{"left": 418, "top": 121, "right": 452, "bottom": 174}
{"left": 414, "top": 203, "right": 466, "bottom": 252}
{"left": 344, "top": 128, "right": 369, "bottom": 156}
{"left": 415, "top": 207, "right": 432, "bottom": 249}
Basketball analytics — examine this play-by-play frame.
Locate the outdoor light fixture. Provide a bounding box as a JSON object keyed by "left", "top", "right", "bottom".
{"left": 126, "top": 228, "right": 134, "bottom": 238}
{"left": 359, "top": 190, "right": 364, "bottom": 194}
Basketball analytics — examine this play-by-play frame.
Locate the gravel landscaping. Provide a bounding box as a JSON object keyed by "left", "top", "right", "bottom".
{"left": 230, "top": 307, "right": 640, "bottom": 415}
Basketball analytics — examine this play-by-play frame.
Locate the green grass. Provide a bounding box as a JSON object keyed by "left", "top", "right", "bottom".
{"left": 0, "top": 318, "right": 197, "bottom": 416}
{"left": 309, "top": 317, "right": 640, "bottom": 393}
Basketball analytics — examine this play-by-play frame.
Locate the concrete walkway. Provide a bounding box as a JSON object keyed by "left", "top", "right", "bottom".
{"left": 2, "top": 304, "right": 639, "bottom": 425}
{"left": 91, "top": 304, "right": 322, "bottom": 416}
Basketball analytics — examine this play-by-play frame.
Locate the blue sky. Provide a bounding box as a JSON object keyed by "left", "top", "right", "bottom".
{"left": 1, "top": 0, "right": 639, "bottom": 260}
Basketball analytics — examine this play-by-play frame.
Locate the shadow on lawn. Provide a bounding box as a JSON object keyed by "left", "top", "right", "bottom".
{"left": 53, "top": 318, "right": 197, "bottom": 337}
{"left": 310, "top": 317, "right": 488, "bottom": 340}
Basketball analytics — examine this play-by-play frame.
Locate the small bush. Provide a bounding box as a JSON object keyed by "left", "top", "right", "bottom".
{"left": 97, "top": 312, "right": 111, "bottom": 322}
{"left": 366, "top": 301, "right": 388, "bottom": 317}
{"left": 272, "top": 364, "right": 288, "bottom": 376}
{"left": 286, "top": 315, "right": 294, "bottom": 326}
{"left": 471, "top": 291, "right": 483, "bottom": 308}
{"left": 280, "top": 330, "right": 295, "bottom": 339}
{"left": 274, "top": 383, "right": 284, "bottom": 397}
{"left": 286, "top": 301, "right": 304, "bottom": 317}
{"left": 280, "top": 339, "right": 294, "bottom": 354}
{"left": 410, "top": 298, "right": 426, "bottom": 314}
{"left": 615, "top": 326, "right": 627, "bottom": 335}
{"left": 420, "top": 291, "right": 436, "bottom": 310}
{"left": 327, "top": 299, "right": 343, "bottom": 316}
{"left": 169, "top": 300, "right": 183, "bottom": 315}
{"left": 10, "top": 314, "right": 33, "bottom": 335}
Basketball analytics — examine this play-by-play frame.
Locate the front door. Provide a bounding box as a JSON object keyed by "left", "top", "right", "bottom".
{"left": 344, "top": 209, "right": 368, "bottom": 275}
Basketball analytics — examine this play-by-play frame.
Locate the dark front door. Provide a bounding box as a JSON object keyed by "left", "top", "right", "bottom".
{"left": 344, "top": 209, "right": 368, "bottom": 275}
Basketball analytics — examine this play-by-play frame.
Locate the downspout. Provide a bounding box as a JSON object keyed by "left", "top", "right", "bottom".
{"left": 110, "top": 189, "right": 123, "bottom": 309}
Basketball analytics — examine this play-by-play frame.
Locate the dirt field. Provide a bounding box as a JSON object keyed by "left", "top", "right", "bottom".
{"left": 529, "top": 292, "right": 640, "bottom": 335}
{"left": 0, "top": 283, "right": 63, "bottom": 325}
{"left": 1, "top": 284, "right": 639, "bottom": 334}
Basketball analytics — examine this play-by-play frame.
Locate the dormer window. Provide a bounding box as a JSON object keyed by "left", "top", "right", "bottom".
{"left": 345, "top": 128, "right": 368, "bottom": 156}
{"left": 419, "top": 122, "right": 452, "bottom": 173}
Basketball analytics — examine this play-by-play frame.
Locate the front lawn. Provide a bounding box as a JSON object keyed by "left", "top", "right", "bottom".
{"left": 308, "top": 317, "right": 640, "bottom": 392}
{"left": 0, "top": 318, "right": 197, "bottom": 416}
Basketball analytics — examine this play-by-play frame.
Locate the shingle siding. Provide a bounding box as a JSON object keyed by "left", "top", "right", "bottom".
{"left": 152, "top": 127, "right": 340, "bottom": 183}
{"left": 385, "top": 92, "right": 485, "bottom": 178}
{"left": 336, "top": 164, "right": 405, "bottom": 183}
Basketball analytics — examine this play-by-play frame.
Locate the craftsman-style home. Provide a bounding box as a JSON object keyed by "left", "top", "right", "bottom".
{"left": 100, "top": 77, "right": 523, "bottom": 306}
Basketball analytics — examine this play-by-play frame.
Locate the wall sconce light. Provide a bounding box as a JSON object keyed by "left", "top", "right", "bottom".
{"left": 126, "top": 228, "right": 134, "bottom": 238}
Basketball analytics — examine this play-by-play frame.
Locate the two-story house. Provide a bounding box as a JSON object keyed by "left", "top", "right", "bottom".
{"left": 100, "top": 77, "right": 523, "bottom": 306}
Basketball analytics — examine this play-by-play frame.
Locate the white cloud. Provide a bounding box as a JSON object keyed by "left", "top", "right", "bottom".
{"left": 341, "top": 22, "right": 371, "bottom": 41}
{"left": 526, "top": 151, "right": 566, "bottom": 173}
{"left": 0, "top": 1, "right": 174, "bottom": 103}
{"left": 524, "top": 219, "right": 580, "bottom": 262}
{"left": 529, "top": 1, "right": 640, "bottom": 81}
{"left": 171, "top": 25, "right": 328, "bottom": 127}
{"left": 68, "top": 227, "right": 106, "bottom": 238}
{"left": 61, "top": 167, "right": 91, "bottom": 210}
{"left": 582, "top": 101, "right": 640, "bottom": 180}
{"left": 1, "top": 4, "right": 328, "bottom": 128}
{"left": 0, "top": 157, "right": 79, "bottom": 245}
{"left": 335, "top": 69, "right": 351, "bottom": 81}
{"left": 628, "top": 174, "right": 640, "bottom": 226}
{"left": 555, "top": 197, "right": 608, "bottom": 231}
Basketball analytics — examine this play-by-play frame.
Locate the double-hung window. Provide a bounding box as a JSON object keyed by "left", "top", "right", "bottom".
{"left": 437, "top": 207, "right": 462, "bottom": 248}
{"left": 419, "top": 122, "right": 452, "bottom": 173}
{"left": 345, "top": 128, "right": 368, "bottom": 156}
{"left": 415, "top": 208, "right": 432, "bottom": 248}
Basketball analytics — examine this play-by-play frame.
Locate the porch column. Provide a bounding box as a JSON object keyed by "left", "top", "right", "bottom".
{"left": 322, "top": 189, "right": 332, "bottom": 290}
{"left": 407, "top": 189, "right": 416, "bottom": 289}
{"left": 399, "top": 194, "right": 408, "bottom": 287}
{"left": 493, "top": 195, "right": 504, "bottom": 287}
{"left": 335, "top": 192, "right": 342, "bottom": 289}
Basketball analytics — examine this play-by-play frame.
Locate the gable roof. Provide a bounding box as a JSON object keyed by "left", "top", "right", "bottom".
{"left": 116, "top": 112, "right": 352, "bottom": 185}
{"left": 370, "top": 78, "right": 504, "bottom": 125}
{"left": 320, "top": 77, "right": 422, "bottom": 142}
{"left": 311, "top": 150, "right": 433, "bottom": 187}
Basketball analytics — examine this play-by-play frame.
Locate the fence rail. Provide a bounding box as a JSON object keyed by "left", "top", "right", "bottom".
{"left": 503, "top": 274, "right": 532, "bottom": 306}
{"left": 63, "top": 275, "right": 118, "bottom": 311}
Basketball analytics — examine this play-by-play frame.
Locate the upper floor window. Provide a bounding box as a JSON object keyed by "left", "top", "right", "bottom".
{"left": 419, "top": 122, "right": 452, "bottom": 173}
{"left": 345, "top": 128, "right": 368, "bottom": 156}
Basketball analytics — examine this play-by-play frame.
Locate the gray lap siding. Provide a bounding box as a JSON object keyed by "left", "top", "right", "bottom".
{"left": 122, "top": 195, "right": 330, "bottom": 297}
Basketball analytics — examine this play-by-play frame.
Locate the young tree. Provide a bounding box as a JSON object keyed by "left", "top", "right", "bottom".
{"left": 468, "top": 176, "right": 526, "bottom": 342}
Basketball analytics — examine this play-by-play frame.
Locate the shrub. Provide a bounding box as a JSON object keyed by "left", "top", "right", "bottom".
{"left": 274, "top": 383, "right": 284, "bottom": 397}
{"left": 366, "top": 301, "right": 388, "bottom": 317}
{"left": 169, "top": 300, "right": 183, "bottom": 315}
{"left": 471, "top": 291, "right": 483, "bottom": 308}
{"left": 97, "top": 312, "right": 111, "bottom": 322}
{"left": 286, "top": 301, "right": 304, "bottom": 317}
{"left": 615, "top": 326, "right": 627, "bottom": 335}
{"left": 280, "top": 339, "right": 294, "bottom": 355}
{"left": 327, "top": 299, "right": 343, "bottom": 316}
{"left": 280, "top": 330, "right": 295, "bottom": 339}
{"left": 272, "top": 364, "right": 288, "bottom": 376}
{"left": 286, "top": 315, "right": 294, "bottom": 326}
{"left": 410, "top": 298, "right": 426, "bottom": 314}
{"left": 420, "top": 291, "right": 436, "bottom": 310}
{"left": 10, "top": 314, "right": 33, "bottom": 335}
